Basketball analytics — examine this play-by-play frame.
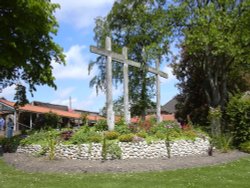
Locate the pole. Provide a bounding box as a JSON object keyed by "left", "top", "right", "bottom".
{"left": 105, "top": 37, "right": 114, "bottom": 130}
{"left": 156, "top": 58, "right": 162, "bottom": 123}
{"left": 122, "top": 47, "right": 130, "bottom": 124}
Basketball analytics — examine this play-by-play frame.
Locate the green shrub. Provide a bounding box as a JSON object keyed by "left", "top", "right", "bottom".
{"left": 239, "top": 141, "right": 250, "bottom": 153}
{"left": 213, "top": 134, "right": 233, "bottom": 153}
{"left": 102, "top": 138, "right": 122, "bottom": 160}
{"left": 87, "top": 133, "right": 102, "bottom": 143}
{"left": 182, "top": 130, "right": 197, "bottom": 140}
{"left": 137, "top": 131, "right": 147, "bottom": 138}
{"left": 115, "top": 119, "right": 131, "bottom": 134}
{"left": 20, "top": 130, "right": 51, "bottom": 146}
{"left": 70, "top": 129, "right": 88, "bottom": 144}
{"left": 70, "top": 127, "right": 103, "bottom": 144}
{"left": 69, "top": 126, "right": 91, "bottom": 144}
{"left": 226, "top": 94, "right": 250, "bottom": 146}
{"left": 118, "top": 134, "right": 134, "bottom": 142}
{"left": 150, "top": 121, "right": 181, "bottom": 135}
{"left": 34, "top": 112, "right": 62, "bottom": 130}
{"left": 0, "top": 135, "right": 5, "bottom": 142}
{"left": 104, "top": 131, "right": 120, "bottom": 140}
{"left": 155, "top": 131, "right": 165, "bottom": 139}
{"left": 95, "top": 120, "right": 108, "bottom": 131}
{"left": 46, "top": 131, "right": 59, "bottom": 160}
{"left": 81, "top": 113, "right": 88, "bottom": 126}
{"left": 0, "top": 136, "right": 22, "bottom": 153}
{"left": 168, "top": 131, "right": 182, "bottom": 140}
{"left": 106, "top": 141, "right": 122, "bottom": 159}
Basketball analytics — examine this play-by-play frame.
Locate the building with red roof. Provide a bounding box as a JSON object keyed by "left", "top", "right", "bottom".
{"left": 0, "top": 98, "right": 103, "bottom": 131}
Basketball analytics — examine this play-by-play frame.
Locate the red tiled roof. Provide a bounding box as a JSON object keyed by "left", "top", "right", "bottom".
{"left": 87, "top": 114, "right": 104, "bottom": 121}
{"left": 0, "top": 99, "right": 176, "bottom": 123}
{"left": 131, "top": 114, "right": 176, "bottom": 123}
{"left": 0, "top": 99, "right": 81, "bottom": 119}
{"left": 0, "top": 99, "right": 106, "bottom": 121}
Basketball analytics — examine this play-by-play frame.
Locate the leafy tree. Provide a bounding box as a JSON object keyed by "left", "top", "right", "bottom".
{"left": 173, "top": 48, "right": 209, "bottom": 127}
{"left": 100, "top": 97, "right": 125, "bottom": 117}
{"left": 226, "top": 92, "right": 250, "bottom": 146}
{"left": 0, "top": 0, "right": 65, "bottom": 105}
{"left": 89, "top": 0, "right": 172, "bottom": 119}
{"left": 172, "top": 0, "right": 250, "bottom": 135}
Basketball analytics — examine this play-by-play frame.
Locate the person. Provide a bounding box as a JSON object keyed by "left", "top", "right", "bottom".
{"left": 7, "top": 118, "right": 14, "bottom": 138}
{"left": 0, "top": 116, "right": 5, "bottom": 131}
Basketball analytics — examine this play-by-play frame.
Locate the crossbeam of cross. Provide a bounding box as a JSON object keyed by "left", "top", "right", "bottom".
{"left": 90, "top": 37, "right": 168, "bottom": 130}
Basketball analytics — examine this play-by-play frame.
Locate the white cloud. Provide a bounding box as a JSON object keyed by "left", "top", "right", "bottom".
{"left": 50, "top": 87, "right": 76, "bottom": 106}
{"left": 57, "top": 87, "right": 76, "bottom": 99}
{"left": 51, "top": 97, "right": 77, "bottom": 107}
{"left": 53, "top": 45, "right": 96, "bottom": 80}
{"left": 52, "top": 0, "right": 115, "bottom": 29}
{"left": 160, "top": 65, "right": 177, "bottom": 84}
{"left": 73, "top": 88, "right": 105, "bottom": 111}
{"left": 0, "top": 85, "right": 16, "bottom": 100}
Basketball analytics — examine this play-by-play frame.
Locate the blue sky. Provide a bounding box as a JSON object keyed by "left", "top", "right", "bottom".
{"left": 1, "top": 0, "right": 179, "bottom": 113}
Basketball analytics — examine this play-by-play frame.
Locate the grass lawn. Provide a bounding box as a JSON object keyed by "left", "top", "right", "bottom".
{"left": 0, "top": 156, "right": 249, "bottom": 188}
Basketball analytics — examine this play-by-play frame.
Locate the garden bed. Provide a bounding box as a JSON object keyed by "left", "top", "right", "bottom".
{"left": 17, "top": 137, "right": 210, "bottom": 160}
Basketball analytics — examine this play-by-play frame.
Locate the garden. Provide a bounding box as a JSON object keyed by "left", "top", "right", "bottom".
{"left": 1, "top": 116, "right": 210, "bottom": 160}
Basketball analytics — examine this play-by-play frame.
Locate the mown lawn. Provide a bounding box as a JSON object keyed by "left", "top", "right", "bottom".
{"left": 0, "top": 156, "right": 249, "bottom": 188}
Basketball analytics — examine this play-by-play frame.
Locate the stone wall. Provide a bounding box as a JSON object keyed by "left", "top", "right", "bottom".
{"left": 17, "top": 137, "right": 210, "bottom": 160}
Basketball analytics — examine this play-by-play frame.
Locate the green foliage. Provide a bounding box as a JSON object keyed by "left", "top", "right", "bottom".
{"left": 0, "top": 135, "right": 22, "bottom": 153}
{"left": 87, "top": 132, "right": 102, "bottom": 143}
{"left": 115, "top": 119, "right": 131, "bottom": 134}
{"left": 104, "top": 131, "right": 120, "bottom": 140}
{"left": 45, "top": 130, "right": 59, "bottom": 160}
{"left": 212, "top": 134, "right": 233, "bottom": 153}
{"left": 44, "top": 112, "right": 62, "bottom": 130}
{"left": 150, "top": 121, "right": 181, "bottom": 134}
{"left": 239, "top": 141, "right": 250, "bottom": 153}
{"left": 208, "top": 107, "right": 222, "bottom": 119}
{"left": 95, "top": 120, "right": 108, "bottom": 131}
{"left": 70, "top": 127, "right": 102, "bottom": 144}
{"left": 172, "top": 0, "right": 250, "bottom": 127}
{"left": 20, "top": 130, "right": 52, "bottom": 146}
{"left": 102, "top": 138, "right": 122, "bottom": 160}
{"left": 101, "top": 137, "right": 107, "bottom": 160}
{"left": 165, "top": 137, "right": 171, "bottom": 159}
{"left": 70, "top": 126, "right": 89, "bottom": 144}
{"left": 34, "top": 146, "right": 48, "bottom": 157}
{"left": 136, "top": 131, "right": 148, "bottom": 138}
{"left": 155, "top": 131, "right": 165, "bottom": 139}
{"left": 0, "top": 0, "right": 65, "bottom": 104}
{"left": 208, "top": 107, "right": 222, "bottom": 136}
{"left": 226, "top": 94, "right": 250, "bottom": 146}
{"left": 182, "top": 130, "right": 197, "bottom": 141}
{"left": 106, "top": 141, "right": 122, "bottom": 159}
{"left": 81, "top": 113, "right": 88, "bottom": 126}
{"left": 168, "top": 131, "right": 182, "bottom": 140}
{"left": 118, "top": 134, "right": 134, "bottom": 142}
{"left": 34, "top": 112, "right": 62, "bottom": 130}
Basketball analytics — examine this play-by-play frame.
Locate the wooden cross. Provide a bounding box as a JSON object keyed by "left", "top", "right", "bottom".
{"left": 90, "top": 37, "right": 168, "bottom": 130}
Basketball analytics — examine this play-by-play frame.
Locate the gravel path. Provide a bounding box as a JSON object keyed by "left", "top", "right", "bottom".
{"left": 2, "top": 151, "right": 249, "bottom": 173}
